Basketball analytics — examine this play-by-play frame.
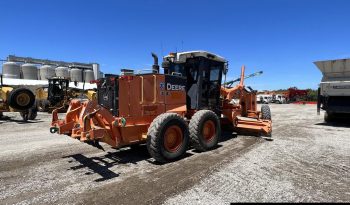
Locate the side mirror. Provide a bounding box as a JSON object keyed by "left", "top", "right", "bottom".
{"left": 162, "top": 61, "right": 170, "bottom": 74}
{"left": 162, "top": 61, "right": 170, "bottom": 69}
{"left": 223, "top": 63, "right": 228, "bottom": 75}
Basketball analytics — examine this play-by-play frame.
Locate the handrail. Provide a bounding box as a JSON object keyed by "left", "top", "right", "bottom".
{"left": 140, "top": 76, "right": 144, "bottom": 104}
{"left": 171, "top": 72, "right": 182, "bottom": 77}
{"left": 120, "top": 71, "right": 134, "bottom": 76}
{"left": 137, "top": 69, "right": 159, "bottom": 74}
{"left": 153, "top": 75, "right": 157, "bottom": 103}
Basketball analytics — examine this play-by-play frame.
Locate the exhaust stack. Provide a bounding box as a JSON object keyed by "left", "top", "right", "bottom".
{"left": 151, "top": 53, "right": 159, "bottom": 73}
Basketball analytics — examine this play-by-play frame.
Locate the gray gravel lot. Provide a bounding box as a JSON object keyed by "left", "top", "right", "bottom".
{"left": 0, "top": 104, "right": 349, "bottom": 204}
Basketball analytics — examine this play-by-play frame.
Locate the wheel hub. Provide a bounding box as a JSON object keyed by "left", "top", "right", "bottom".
{"left": 164, "top": 125, "right": 183, "bottom": 152}
{"left": 203, "top": 120, "right": 216, "bottom": 142}
{"left": 16, "top": 93, "right": 30, "bottom": 107}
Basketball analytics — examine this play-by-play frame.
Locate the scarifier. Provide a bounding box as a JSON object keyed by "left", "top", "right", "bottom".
{"left": 50, "top": 51, "right": 272, "bottom": 162}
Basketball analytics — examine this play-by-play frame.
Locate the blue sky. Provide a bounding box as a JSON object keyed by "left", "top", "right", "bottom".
{"left": 1, "top": 0, "right": 349, "bottom": 90}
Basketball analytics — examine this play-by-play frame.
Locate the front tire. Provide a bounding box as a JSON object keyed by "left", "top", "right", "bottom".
{"left": 28, "top": 107, "right": 37, "bottom": 120}
{"left": 20, "top": 111, "right": 29, "bottom": 121}
{"left": 261, "top": 104, "right": 272, "bottom": 120}
{"left": 189, "top": 110, "right": 221, "bottom": 152}
{"left": 147, "top": 113, "right": 189, "bottom": 163}
{"left": 37, "top": 100, "right": 49, "bottom": 112}
{"left": 20, "top": 107, "right": 37, "bottom": 121}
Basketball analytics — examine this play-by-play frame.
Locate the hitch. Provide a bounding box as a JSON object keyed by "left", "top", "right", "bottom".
{"left": 50, "top": 127, "right": 59, "bottom": 133}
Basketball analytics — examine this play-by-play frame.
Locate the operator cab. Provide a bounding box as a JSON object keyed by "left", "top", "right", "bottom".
{"left": 162, "top": 51, "right": 227, "bottom": 114}
{"left": 48, "top": 78, "right": 69, "bottom": 106}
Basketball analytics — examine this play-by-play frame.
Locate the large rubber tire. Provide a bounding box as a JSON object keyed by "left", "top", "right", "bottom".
{"left": 8, "top": 88, "right": 35, "bottom": 111}
{"left": 28, "top": 107, "right": 37, "bottom": 120}
{"left": 147, "top": 113, "right": 189, "bottom": 163}
{"left": 189, "top": 110, "right": 221, "bottom": 152}
{"left": 261, "top": 104, "right": 272, "bottom": 120}
{"left": 20, "top": 107, "right": 37, "bottom": 121}
{"left": 20, "top": 111, "right": 29, "bottom": 122}
{"left": 37, "top": 100, "right": 49, "bottom": 112}
{"left": 324, "top": 112, "right": 334, "bottom": 123}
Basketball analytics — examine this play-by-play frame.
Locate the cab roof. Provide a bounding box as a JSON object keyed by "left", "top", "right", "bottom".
{"left": 164, "top": 50, "right": 227, "bottom": 63}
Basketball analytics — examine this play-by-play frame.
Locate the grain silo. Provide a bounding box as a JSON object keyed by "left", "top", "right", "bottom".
{"left": 84, "top": 70, "right": 95, "bottom": 82}
{"left": 55, "top": 66, "right": 70, "bottom": 79}
{"left": 21, "top": 63, "right": 38, "bottom": 80}
{"left": 37, "top": 69, "right": 41, "bottom": 80}
{"left": 99, "top": 71, "right": 104, "bottom": 79}
{"left": 2, "top": 62, "right": 21, "bottom": 79}
{"left": 70, "top": 68, "right": 83, "bottom": 82}
{"left": 92, "top": 63, "right": 100, "bottom": 80}
{"left": 40, "top": 65, "right": 56, "bottom": 80}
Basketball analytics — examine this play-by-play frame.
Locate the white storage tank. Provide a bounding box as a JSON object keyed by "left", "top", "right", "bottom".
{"left": 99, "top": 71, "right": 104, "bottom": 79}
{"left": 2, "top": 62, "right": 21, "bottom": 79}
{"left": 55, "top": 66, "right": 70, "bottom": 79}
{"left": 21, "top": 63, "right": 38, "bottom": 80}
{"left": 70, "top": 68, "right": 83, "bottom": 82}
{"left": 37, "top": 69, "right": 41, "bottom": 80}
{"left": 92, "top": 63, "right": 100, "bottom": 80}
{"left": 40, "top": 65, "right": 56, "bottom": 80}
{"left": 84, "top": 70, "right": 95, "bottom": 82}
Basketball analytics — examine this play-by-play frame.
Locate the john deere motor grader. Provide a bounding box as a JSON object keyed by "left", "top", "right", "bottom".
{"left": 51, "top": 51, "right": 272, "bottom": 162}
{"left": 0, "top": 75, "right": 37, "bottom": 121}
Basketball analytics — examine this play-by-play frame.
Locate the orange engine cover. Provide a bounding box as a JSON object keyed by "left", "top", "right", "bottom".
{"left": 118, "top": 74, "right": 187, "bottom": 119}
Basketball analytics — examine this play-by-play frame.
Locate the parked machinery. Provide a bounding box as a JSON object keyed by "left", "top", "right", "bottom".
{"left": 35, "top": 78, "right": 96, "bottom": 112}
{"left": 271, "top": 94, "right": 287, "bottom": 104}
{"left": 315, "top": 58, "right": 350, "bottom": 122}
{"left": 257, "top": 94, "right": 273, "bottom": 104}
{"left": 50, "top": 51, "right": 272, "bottom": 162}
{"left": 0, "top": 75, "right": 37, "bottom": 121}
{"left": 286, "top": 87, "right": 308, "bottom": 102}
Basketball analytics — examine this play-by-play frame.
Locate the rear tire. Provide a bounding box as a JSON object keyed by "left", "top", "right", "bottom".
{"left": 261, "top": 104, "right": 271, "bottom": 120}
{"left": 324, "top": 112, "right": 334, "bottom": 123}
{"left": 8, "top": 88, "right": 35, "bottom": 111}
{"left": 189, "top": 110, "right": 220, "bottom": 152}
{"left": 147, "top": 113, "right": 189, "bottom": 163}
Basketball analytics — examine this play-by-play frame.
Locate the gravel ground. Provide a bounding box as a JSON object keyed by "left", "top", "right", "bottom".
{"left": 0, "top": 104, "right": 349, "bottom": 204}
{"left": 165, "top": 105, "right": 350, "bottom": 204}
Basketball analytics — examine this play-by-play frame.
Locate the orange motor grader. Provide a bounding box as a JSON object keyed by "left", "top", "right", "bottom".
{"left": 50, "top": 51, "right": 272, "bottom": 162}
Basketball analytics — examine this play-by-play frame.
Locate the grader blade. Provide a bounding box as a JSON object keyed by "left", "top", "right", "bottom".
{"left": 235, "top": 116, "right": 272, "bottom": 137}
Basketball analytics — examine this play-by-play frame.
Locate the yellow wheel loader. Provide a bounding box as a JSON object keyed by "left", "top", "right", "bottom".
{"left": 0, "top": 75, "right": 37, "bottom": 121}
{"left": 35, "top": 78, "right": 96, "bottom": 112}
